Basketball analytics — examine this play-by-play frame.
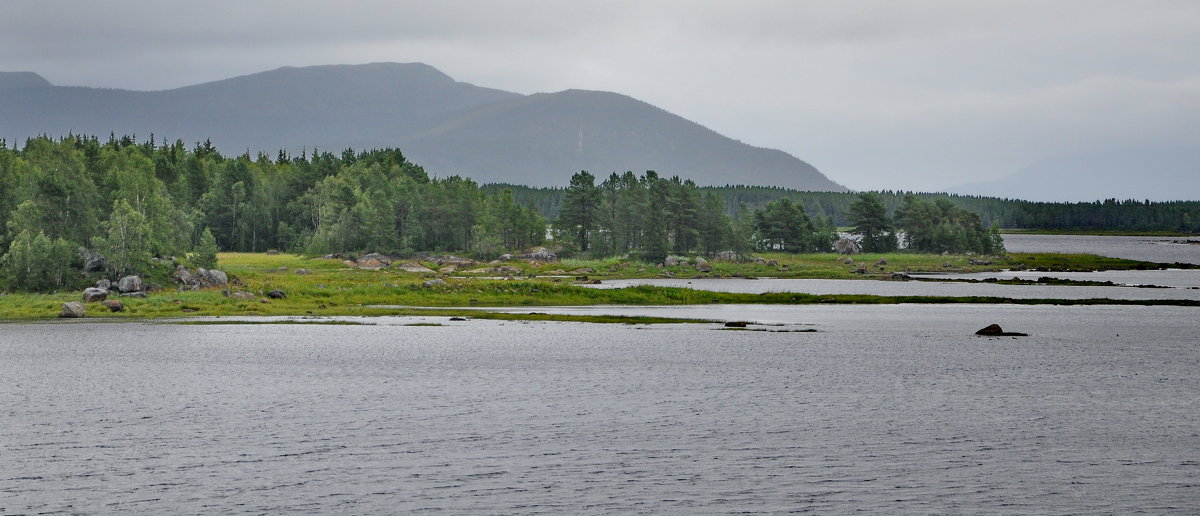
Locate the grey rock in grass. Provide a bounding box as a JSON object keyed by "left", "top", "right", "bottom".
{"left": 196, "top": 268, "right": 228, "bottom": 288}
{"left": 694, "top": 257, "right": 712, "bottom": 272}
{"left": 117, "top": 275, "right": 144, "bottom": 293}
{"left": 834, "top": 237, "right": 861, "bottom": 255}
{"left": 357, "top": 253, "right": 391, "bottom": 268}
{"left": 79, "top": 247, "right": 106, "bottom": 272}
{"left": 82, "top": 287, "right": 108, "bottom": 303}
{"left": 59, "top": 302, "right": 86, "bottom": 318}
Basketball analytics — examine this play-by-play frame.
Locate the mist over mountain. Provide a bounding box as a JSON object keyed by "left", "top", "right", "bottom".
{"left": 950, "top": 147, "right": 1200, "bottom": 202}
{"left": 0, "top": 62, "right": 843, "bottom": 191}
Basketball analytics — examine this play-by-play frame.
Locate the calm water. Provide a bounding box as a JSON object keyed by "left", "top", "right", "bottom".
{"left": 913, "top": 268, "right": 1200, "bottom": 288}
{"left": 586, "top": 276, "right": 1200, "bottom": 301}
{"left": 1002, "top": 233, "right": 1200, "bottom": 265}
{"left": 4, "top": 305, "right": 1200, "bottom": 514}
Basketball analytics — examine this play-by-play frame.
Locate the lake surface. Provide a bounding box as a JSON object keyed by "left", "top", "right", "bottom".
{"left": 4, "top": 305, "right": 1199, "bottom": 514}
{"left": 586, "top": 275, "right": 1200, "bottom": 301}
{"left": 1001, "top": 233, "right": 1200, "bottom": 265}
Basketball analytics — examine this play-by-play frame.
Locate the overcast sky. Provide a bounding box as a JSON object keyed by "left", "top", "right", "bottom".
{"left": 3, "top": 0, "right": 1198, "bottom": 192}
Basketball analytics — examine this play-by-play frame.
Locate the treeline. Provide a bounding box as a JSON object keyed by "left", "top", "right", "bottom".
{"left": 549, "top": 172, "right": 1001, "bottom": 262}
{"left": 489, "top": 184, "right": 1200, "bottom": 233}
{"left": 0, "top": 135, "right": 544, "bottom": 290}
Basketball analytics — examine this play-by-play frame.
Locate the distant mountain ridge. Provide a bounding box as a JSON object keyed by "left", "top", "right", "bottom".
{"left": 950, "top": 147, "right": 1200, "bottom": 202}
{"left": 0, "top": 62, "right": 844, "bottom": 191}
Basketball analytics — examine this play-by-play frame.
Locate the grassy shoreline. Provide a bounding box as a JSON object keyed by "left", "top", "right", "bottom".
{"left": 1, "top": 251, "right": 1196, "bottom": 322}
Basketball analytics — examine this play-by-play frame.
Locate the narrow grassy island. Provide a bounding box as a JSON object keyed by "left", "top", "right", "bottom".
{"left": 3, "top": 250, "right": 1196, "bottom": 322}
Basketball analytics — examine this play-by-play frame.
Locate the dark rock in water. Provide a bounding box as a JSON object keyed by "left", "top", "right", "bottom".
{"left": 82, "top": 287, "right": 108, "bottom": 303}
{"left": 101, "top": 299, "right": 124, "bottom": 312}
{"left": 724, "top": 321, "right": 749, "bottom": 328}
{"left": 449, "top": 317, "right": 468, "bottom": 321}
{"left": 267, "top": 289, "right": 286, "bottom": 299}
{"left": 117, "top": 275, "right": 144, "bottom": 293}
{"left": 975, "top": 324, "right": 1029, "bottom": 337}
{"left": 59, "top": 302, "right": 86, "bottom": 318}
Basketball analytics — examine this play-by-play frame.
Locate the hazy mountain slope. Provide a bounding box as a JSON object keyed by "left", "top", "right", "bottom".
{"left": 400, "top": 89, "right": 840, "bottom": 190}
{"left": 0, "top": 62, "right": 844, "bottom": 190}
{"left": 0, "top": 71, "right": 52, "bottom": 90}
{"left": 0, "top": 63, "right": 521, "bottom": 151}
{"left": 951, "top": 147, "right": 1200, "bottom": 202}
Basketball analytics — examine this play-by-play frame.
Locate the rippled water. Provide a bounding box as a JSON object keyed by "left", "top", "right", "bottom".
{"left": 4, "top": 306, "right": 1199, "bottom": 514}
{"left": 1002, "top": 233, "right": 1200, "bottom": 265}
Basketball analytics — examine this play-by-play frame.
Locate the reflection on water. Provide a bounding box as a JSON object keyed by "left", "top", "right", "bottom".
{"left": 1002, "top": 233, "right": 1200, "bottom": 264}
{"left": 912, "top": 268, "right": 1200, "bottom": 288}
{"left": 585, "top": 276, "right": 1200, "bottom": 300}
{"left": 3, "top": 305, "right": 1200, "bottom": 514}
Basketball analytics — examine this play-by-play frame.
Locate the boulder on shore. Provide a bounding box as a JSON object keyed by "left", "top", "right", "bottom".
{"left": 396, "top": 262, "right": 435, "bottom": 273}
{"left": 834, "top": 237, "right": 861, "bottom": 255}
{"left": 78, "top": 247, "right": 106, "bottom": 272}
{"left": 195, "top": 268, "right": 228, "bottom": 288}
{"left": 59, "top": 302, "right": 86, "bottom": 318}
{"left": 695, "top": 257, "right": 712, "bottom": 272}
{"left": 357, "top": 253, "right": 391, "bottom": 268}
{"left": 82, "top": 287, "right": 108, "bottom": 303}
{"left": 117, "top": 275, "right": 144, "bottom": 293}
{"left": 664, "top": 256, "right": 685, "bottom": 267}
{"left": 519, "top": 247, "right": 557, "bottom": 262}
